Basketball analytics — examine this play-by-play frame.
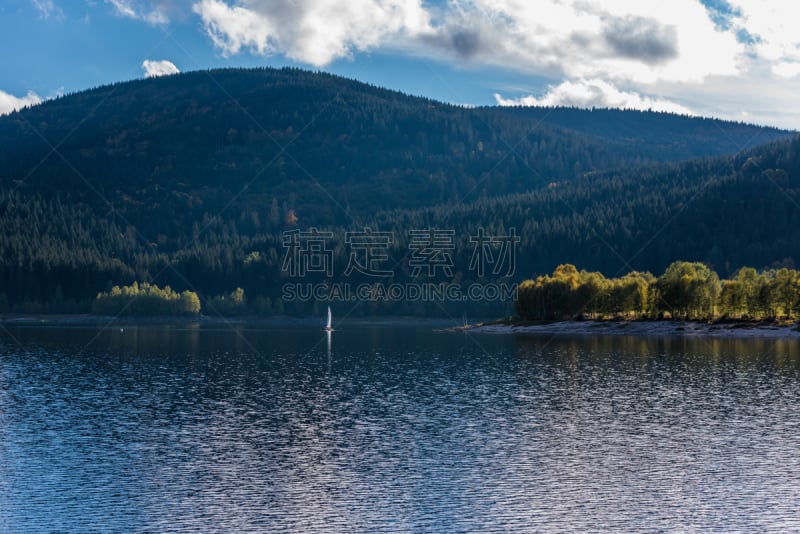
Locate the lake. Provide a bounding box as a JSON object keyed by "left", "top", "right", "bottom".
{"left": 2, "top": 322, "right": 800, "bottom": 531}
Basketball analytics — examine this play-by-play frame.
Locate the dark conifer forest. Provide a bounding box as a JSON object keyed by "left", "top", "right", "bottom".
{"left": 0, "top": 67, "right": 798, "bottom": 316}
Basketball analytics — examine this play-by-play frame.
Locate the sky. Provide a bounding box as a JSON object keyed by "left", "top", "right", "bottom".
{"left": 1, "top": 0, "right": 800, "bottom": 129}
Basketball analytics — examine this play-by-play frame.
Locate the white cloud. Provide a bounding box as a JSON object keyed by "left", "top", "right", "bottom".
{"left": 190, "top": 0, "right": 744, "bottom": 84}
{"left": 97, "top": 0, "right": 800, "bottom": 128}
{"left": 142, "top": 59, "right": 181, "bottom": 77}
{"left": 192, "top": 0, "right": 430, "bottom": 66}
{"left": 725, "top": 2, "right": 798, "bottom": 58}
{"left": 713, "top": 1, "right": 800, "bottom": 79}
{"left": 0, "top": 90, "right": 43, "bottom": 116}
{"left": 105, "top": 0, "right": 170, "bottom": 24}
{"left": 654, "top": 72, "right": 800, "bottom": 129}
{"left": 495, "top": 79, "right": 694, "bottom": 115}
{"left": 447, "top": 0, "right": 743, "bottom": 84}
{"left": 31, "top": 0, "right": 64, "bottom": 20}
{"left": 773, "top": 61, "right": 800, "bottom": 79}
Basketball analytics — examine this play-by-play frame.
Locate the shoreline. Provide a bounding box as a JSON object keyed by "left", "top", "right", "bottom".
{"left": 463, "top": 319, "right": 800, "bottom": 339}
{"left": 0, "top": 314, "right": 461, "bottom": 328}
{"left": 0, "top": 314, "right": 245, "bottom": 326}
{"left": 2, "top": 314, "right": 799, "bottom": 339}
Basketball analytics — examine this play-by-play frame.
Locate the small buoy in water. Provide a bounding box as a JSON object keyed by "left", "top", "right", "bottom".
{"left": 120, "top": 328, "right": 124, "bottom": 332}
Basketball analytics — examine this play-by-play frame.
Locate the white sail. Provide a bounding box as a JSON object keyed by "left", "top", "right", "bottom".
{"left": 326, "top": 306, "right": 332, "bottom": 330}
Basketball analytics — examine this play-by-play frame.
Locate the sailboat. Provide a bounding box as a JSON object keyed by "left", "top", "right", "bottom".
{"left": 325, "top": 305, "right": 334, "bottom": 332}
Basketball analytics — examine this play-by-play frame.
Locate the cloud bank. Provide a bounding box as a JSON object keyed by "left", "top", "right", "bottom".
{"left": 192, "top": 0, "right": 430, "bottom": 66}
{"left": 494, "top": 79, "right": 694, "bottom": 115}
{"left": 189, "top": 0, "right": 745, "bottom": 84}
{"left": 0, "top": 90, "right": 43, "bottom": 116}
{"left": 142, "top": 59, "right": 181, "bottom": 77}
{"left": 82, "top": 0, "right": 800, "bottom": 127}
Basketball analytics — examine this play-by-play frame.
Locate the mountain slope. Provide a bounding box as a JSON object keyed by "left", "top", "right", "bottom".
{"left": 489, "top": 106, "right": 791, "bottom": 162}
{"left": 0, "top": 67, "right": 798, "bottom": 314}
{"left": 371, "top": 135, "right": 800, "bottom": 278}
{"left": 0, "top": 68, "right": 792, "bottom": 234}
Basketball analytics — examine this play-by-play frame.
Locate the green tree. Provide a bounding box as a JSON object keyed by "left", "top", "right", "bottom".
{"left": 719, "top": 279, "right": 744, "bottom": 319}
{"left": 771, "top": 268, "right": 798, "bottom": 319}
{"left": 207, "top": 287, "right": 247, "bottom": 316}
{"left": 607, "top": 271, "right": 654, "bottom": 318}
{"left": 179, "top": 291, "right": 201, "bottom": 316}
{"left": 574, "top": 270, "right": 608, "bottom": 319}
{"left": 93, "top": 282, "right": 200, "bottom": 316}
{"left": 654, "top": 261, "right": 720, "bottom": 320}
{"left": 735, "top": 267, "right": 760, "bottom": 318}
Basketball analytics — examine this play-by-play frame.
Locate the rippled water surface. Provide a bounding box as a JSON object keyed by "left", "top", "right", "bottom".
{"left": 2, "top": 323, "right": 800, "bottom": 531}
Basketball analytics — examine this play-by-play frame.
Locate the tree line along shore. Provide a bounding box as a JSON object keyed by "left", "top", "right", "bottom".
{"left": 516, "top": 261, "right": 800, "bottom": 322}
{"left": 2, "top": 260, "right": 799, "bottom": 321}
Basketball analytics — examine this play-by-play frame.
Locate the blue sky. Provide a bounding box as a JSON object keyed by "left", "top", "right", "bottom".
{"left": 2, "top": 0, "right": 800, "bottom": 129}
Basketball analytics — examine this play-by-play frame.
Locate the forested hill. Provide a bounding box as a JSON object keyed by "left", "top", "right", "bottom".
{"left": 371, "top": 135, "right": 800, "bottom": 279}
{"left": 489, "top": 106, "right": 791, "bottom": 162}
{"left": 0, "top": 67, "right": 792, "bottom": 232}
{"left": 0, "top": 67, "right": 798, "bottom": 315}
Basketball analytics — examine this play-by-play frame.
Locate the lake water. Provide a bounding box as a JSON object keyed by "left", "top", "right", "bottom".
{"left": 2, "top": 322, "right": 800, "bottom": 532}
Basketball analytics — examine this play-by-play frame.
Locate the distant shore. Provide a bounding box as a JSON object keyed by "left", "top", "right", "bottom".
{"left": 0, "top": 314, "right": 460, "bottom": 328}
{"left": 0, "top": 314, "right": 238, "bottom": 326}
{"left": 462, "top": 319, "right": 800, "bottom": 339}
{"left": 3, "top": 314, "right": 800, "bottom": 338}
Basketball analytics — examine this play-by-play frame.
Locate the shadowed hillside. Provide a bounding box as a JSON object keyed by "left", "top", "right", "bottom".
{"left": 0, "top": 67, "right": 797, "bottom": 315}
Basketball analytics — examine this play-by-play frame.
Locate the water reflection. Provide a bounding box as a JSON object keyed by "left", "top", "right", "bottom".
{"left": 327, "top": 329, "right": 332, "bottom": 371}
{"left": 1, "top": 324, "right": 799, "bottom": 531}
{"left": 514, "top": 333, "right": 800, "bottom": 370}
